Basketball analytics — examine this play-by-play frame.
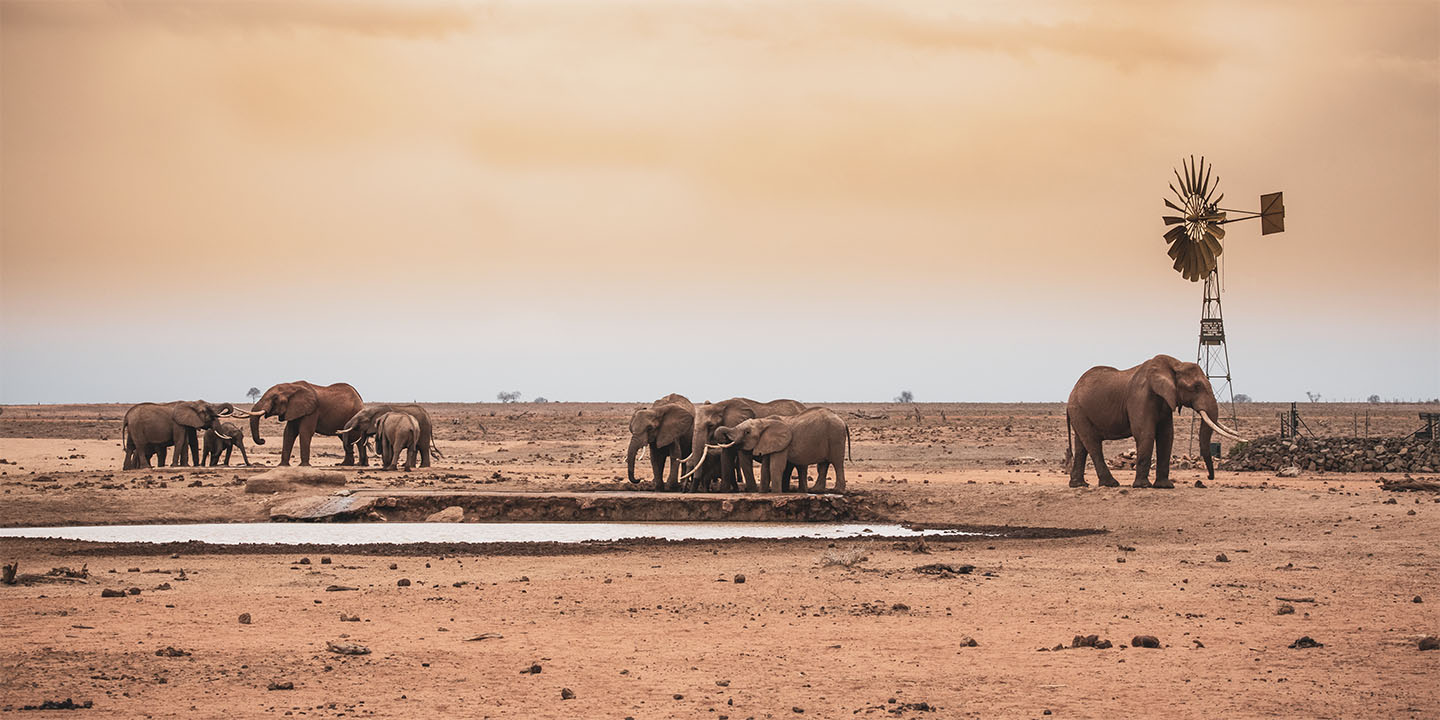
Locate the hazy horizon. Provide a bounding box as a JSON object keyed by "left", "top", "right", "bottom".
{"left": 2, "top": 0, "right": 1437, "bottom": 405}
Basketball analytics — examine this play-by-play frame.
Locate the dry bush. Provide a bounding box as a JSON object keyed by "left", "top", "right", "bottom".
{"left": 819, "top": 547, "right": 869, "bottom": 568}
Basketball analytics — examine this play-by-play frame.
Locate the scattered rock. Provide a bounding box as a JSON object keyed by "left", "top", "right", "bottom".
{"left": 297, "top": 558, "right": 311, "bottom": 565}
{"left": 1276, "top": 466, "right": 1301, "bottom": 478}
{"left": 465, "top": 633, "right": 502, "bottom": 641}
{"left": 425, "top": 506, "right": 465, "bottom": 523}
{"left": 267, "top": 681, "right": 294, "bottom": 691}
{"left": 238, "top": 613, "right": 252, "bottom": 625}
{"left": 1194, "top": 479, "right": 1206, "bottom": 488}
{"left": 958, "top": 636, "right": 978, "bottom": 647}
{"left": 325, "top": 585, "right": 358, "bottom": 592}
{"left": 1215, "top": 553, "right": 1229, "bottom": 562}
{"left": 520, "top": 663, "right": 542, "bottom": 675}
{"left": 389, "top": 563, "right": 399, "bottom": 570}
{"left": 1131, "top": 635, "right": 1161, "bottom": 649}
{"left": 914, "top": 563, "right": 975, "bottom": 577}
{"left": 126, "top": 587, "right": 141, "bottom": 595}
{"left": 1419, "top": 636, "right": 1439, "bottom": 651}
{"left": 19, "top": 699, "right": 92, "bottom": 711}
{"left": 1070, "top": 634, "right": 1111, "bottom": 649}
{"left": 340, "top": 614, "right": 361, "bottom": 622}
{"left": 733, "top": 574, "right": 746, "bottom": 584}
{"left": 1289, "top": 636, "right": 1323, "bottom": 649}
{"left": 320, "top": 557, "right": 332, "bottom": 565}
{"left": 1277, "top": 604, "right": 1295, "bottom": 615}
{"left": 397, "top": 579, "right": 411, "bottom": 587}
{"left": 560, "top": 688, "right": 575, "bottom": 700}
{"left": 154, "top": 646, "right": 190, "bottom": 657}
{"left": 1414, "top": 596, "right": 1423, "bottom": 603}
{"left": 326, "top": 641, "right": 370, "bottom": 656}
{"left": 100, "top": 588, "right": 125, "bottom": 598}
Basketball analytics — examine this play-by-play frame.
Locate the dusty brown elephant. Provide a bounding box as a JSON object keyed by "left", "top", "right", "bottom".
{"left": 1066, "top": 354, "right": 1246, "bottom": 489}
{"left": 202, "top": 422, "right": 249, "bottom": 466}
{"left": 246, "top": 381, "right": 363, "bottom": 466}
{"left": 680, "top": 398, "right": 807, "bottom": 492}
{"left": 626, "top": 394, "right": 695, "bottom": 491}
{"left": 336, "top": 404, "right": 440, "bottom": 467}
{"left": 122, "top": 401, "right": 238, "bottom": 469}
{"left": 376, "top": 411, "right": 420, "bottom": 471}
{"left": 712, "top": 408, "right": 850, "bottom": 493}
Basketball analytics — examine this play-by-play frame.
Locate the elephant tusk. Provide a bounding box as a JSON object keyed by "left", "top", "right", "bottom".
{"left": 1198, "top": 410, "right": 1246, "bottom": 442}
{"left": 228, "top": 409, "right": 255, "bottom": 418}
{"left": 706, "top": 441, "right": 735, "bottom": 450}
{"left": 678, "top": 444, "right": 709, "bottom": 481}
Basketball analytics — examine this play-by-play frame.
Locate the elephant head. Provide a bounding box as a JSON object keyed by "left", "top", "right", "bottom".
{"left": 244, "top": 383, "right": 319, "bottom": 445}
{"left": 682, "top": 401, "right": 750, "bottom": 473}
{"left": 337, "top": 405, "right": 390, "bottom": 443}
{"left": 626, "top": 404, "right": 692, "bottom": 484}
{"left": 1144, "top": 355, "right": 1245, "bottom": 478}
{"left": 213, "top": 421, "right": 244, "bottom": 442}
{"left": 172, "top": 400, "right": 236, "bottom": 432}
{"left": 714, "top": 417, "right": 790, "bottom": 457}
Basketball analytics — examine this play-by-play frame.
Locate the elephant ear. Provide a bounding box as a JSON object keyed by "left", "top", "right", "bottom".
{"left": 753, "top": 421, "right": 792, "bottom": 456}
{"left": 172, "top": 403, "right": 205, "bottom": 428}
{"left": 655, "top": 407, "right": 692, "bottom": 448}
{"left": 1148, "top": 365, "right": 1179, "bottom": 411}
{"left": 282, "top": 386, "right": 320, "bottom": 421}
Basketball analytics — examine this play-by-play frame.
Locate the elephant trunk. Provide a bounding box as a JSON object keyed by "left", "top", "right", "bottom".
{"left": 250, "top": 412, "right": 266, "bottom": 445}
{"left": 626, "top": 434, "right": 645, "bottom": 484}
{"left": 681, "top": 425, "right": 708, "bottom": 473}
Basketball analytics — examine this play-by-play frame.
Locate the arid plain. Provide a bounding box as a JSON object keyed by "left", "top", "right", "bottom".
{"left": 1, "top": 402, "right": 1436, "bottom": 718}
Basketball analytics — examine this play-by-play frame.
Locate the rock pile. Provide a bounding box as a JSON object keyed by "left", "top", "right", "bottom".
{"left": 1223, "top": 436, "right": 1438, "bottom": 473}
{"left": 1106, "top": 450, "right": 1207, "bottom": 470}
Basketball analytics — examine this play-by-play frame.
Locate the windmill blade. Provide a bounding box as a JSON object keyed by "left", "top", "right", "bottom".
{"left": 1172, "top": 169, "right": 1188, "bottom": 197}
{"left": 1188, "top": 155, "right": 1197, "bottom": 195}
{"left": 1168, "top": 239, "right": 1185, "bottom": 260}
{"left": 1165, "top": 198, "right": 1185, "bottom": 213}
{"left": 1205, "top": 175, "right": 1221, "bottom": 205}
{"left": 1163, "top": 216, "right": 1186, "bottom": 225}
{"left": 1200, "top": 158, "right": 1212, "bottom": 198}
{"left": 1208, "top": 222, "right": 1226, "bottom": 241}
{"left": 1203, "top": 233, "right": 1224, "bottom": 259}
{"left": 1164, "top": 225, "right": 1186, "bottom": 244}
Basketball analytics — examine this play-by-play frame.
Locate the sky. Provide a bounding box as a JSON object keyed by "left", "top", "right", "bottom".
{"left": 1, "top": 0, "right": 1437, "bottom": 404}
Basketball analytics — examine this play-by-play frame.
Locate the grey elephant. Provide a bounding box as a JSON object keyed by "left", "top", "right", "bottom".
{"left": 337, "top": 404, "right": 440, "bottom": 467}
{"left": 626, "top": 394, "right": 695, "bottom": 491}
{"left": 712, "top": 408, "right": 850, "bottom": 493}
{"left": 680, "top": 398, "right": 807, "bottom": 492}
{"left": 122, "top": 401, "right": 238, "bottom": 469}
{"left": 202, "top": 422, "right": 249, "bottom": 466}
{"left": 1066, "top": 353, "right": 1246, "bottom": 489}
{"left": 376, "top": 411, "right": 420, "bottom": 471}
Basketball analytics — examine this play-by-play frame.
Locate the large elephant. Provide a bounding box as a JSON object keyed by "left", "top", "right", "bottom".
{"left": 122, "top": 401, "right": 238, "bottom": 469}
{"left": 680, "top": 398, "right": 807, "bottom": 492}
{"left": 713, "top": 408, "right": 850, "bottom": 493}
{"left": 336, "top": 404, "right": 439, "bottom": 467}
{"left": 1066, "top": 354, "right": 1246, "bottom": 489}
{"left": 202, "top": 422, "right": 249, "bottom": 466}
{"left": 247, "top": 382, "right": 363, "bottom": 466}
{"left": 626, "top": 394, "right": 695, "bottom": 491}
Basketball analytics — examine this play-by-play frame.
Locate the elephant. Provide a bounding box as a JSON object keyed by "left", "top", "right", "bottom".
{"left": 122, "top": 401, "right": 239, "bottom": 469}
{"left": 680, "top": 398, "right": 807, "bottom": 492}
{"left": 336, "top": 404, "right": 439, "bottom": 467}
{"left": 202, "top": 422, "right": 249, "bottom": 466}
{"left": 626, "top": 394, "right": 695, "bottom": 491}
{"left": 376, "top": 412, "right": 420, "bottom": 471}
{"left": 1066, "top": 353, "right": 1247, "bottom": 489}
{"left": 712, "top": 408, "right": 850, "bottom": 493}
{"left": 247, "top": 382, "right": 363, "bottom": 466}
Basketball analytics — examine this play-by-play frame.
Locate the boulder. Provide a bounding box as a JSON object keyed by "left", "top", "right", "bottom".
{"left": 245, "top": 468, "right": 347, "bottom": 494}
{"left": 426, "top": 506, "right": 465, "bottom": 523}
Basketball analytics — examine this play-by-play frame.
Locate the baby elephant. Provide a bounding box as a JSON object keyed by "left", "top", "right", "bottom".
{"left": 713, "top": 408, "right": 850, "bottom": 493}
{"left": 375, "top": 412, "right": 420, "bottom": 471}
{"left": 202, "top": 422, "right": 249, "bottom": 466}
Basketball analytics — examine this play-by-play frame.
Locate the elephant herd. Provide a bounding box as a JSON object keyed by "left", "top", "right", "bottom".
{"left": 627, "top": 395, "right": 850, "bottom": 494}
{"left": 122, "top": 381, "right": 438, "bottom": 472}
{"left": 118, "top": 354, "right": 1249, "bottom": 494}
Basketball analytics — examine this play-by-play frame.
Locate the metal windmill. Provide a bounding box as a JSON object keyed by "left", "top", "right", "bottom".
{"left": 1162, "top": 155, "right": 1285, "bottom": 425}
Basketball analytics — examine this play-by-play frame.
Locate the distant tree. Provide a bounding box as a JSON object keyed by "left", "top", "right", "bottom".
{"left": 894, "top": 390, "right": 914, "bottom": 403}
{"left": 1234, "top": 394, "right": 1253, "bottom": 403}
{"left": 246, "top": 387, "right": 262, "bottom": 402}
{"left": 1367, "top": 394, "right": 1381, "bottom": 404}
{"left": 1305, "top": 391, "right": 1322, "bottom": 403}
{"left": 532, "top": 397, "right": 549, "bottom": 403}
{"left": 496, "top": 391, "right": 522, "bottom": 403}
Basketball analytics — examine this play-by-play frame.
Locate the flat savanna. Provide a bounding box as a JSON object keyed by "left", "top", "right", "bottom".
{"left": 1, "top": 402, "right": 1436, "bottom": 718}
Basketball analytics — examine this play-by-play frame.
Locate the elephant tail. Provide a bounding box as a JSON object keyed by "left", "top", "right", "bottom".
{"left": 846, "top": 422, "right": 852, "bottom": 461}
{"left": 430, "top": 442, "right": 444, "bottom": 459}
{"left": 1064, "top": 409, "right": 1073, "bottom": 467}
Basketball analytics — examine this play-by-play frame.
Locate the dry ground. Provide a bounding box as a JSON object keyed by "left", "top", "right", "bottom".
{"left": 1, "top": 402, "right": 1436, "bottom": 718}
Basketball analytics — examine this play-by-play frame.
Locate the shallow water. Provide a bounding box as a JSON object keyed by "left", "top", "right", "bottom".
{"left": 0, "top": 522, "right": 988, "bottom": 545}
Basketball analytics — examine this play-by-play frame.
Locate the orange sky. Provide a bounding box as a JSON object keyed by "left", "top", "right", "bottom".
{"left": 1, "top": 0, "right": 1436, "bottom": 403}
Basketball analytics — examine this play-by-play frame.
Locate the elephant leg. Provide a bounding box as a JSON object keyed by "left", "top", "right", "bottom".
{"left": 420, "top": 437, "right": 432, "bottom": 468}
{"left": 280, "top": 421, "right": 299, "bottom": 466}
{"left": 1153, "top": 419, "right": 1175, "bottom": 489}
{"left": 1084, "top": 436, "right": 1119, "bottom": 487}
{"left": 1132, "top": 430, "right": 1155, "bottom": 488}
{"left": 170, "top": 428, "right": 188, "bottom": 467}
{"left": 297, "top": 415, "right": 319, "bottom": 466}
{"left": 794, "top": 464, "right": 809, "bottom": 494}
{"left": 767, "top": 455, "right": 787, "bottom": 493}
{"left": 652, "top": 443, "right": 669, "bottom": 492}
{"left": 720, "top": 451, "right": 737, "bottom": 492}
{"left": 189, "top": 430, "right": 201, "bottom": 466}
{"left": 737, "top": 450, "right": 757, "bottom": 492}
{"left": 404, "top": 443, "right": 416, "bottom": 471}
{"left": 340, "top": 431, "right": 356, "bottom": 465}
{"left": 358, "top": 435, "right": 370, "bottom": 466}
{"left": 1069, "top": 439, "right": 1090, "bottom": 487}
{"left": 814, "top": 462, "right": 829, "bottom": 492}
{"left": 155, "top": 446, "right": 168, "bottom": 467}
{"left": 832, "top": 458, "right": 846, "bottom": 492}
{"left": 238, "top": 442, "right": 250, "bottom": 466}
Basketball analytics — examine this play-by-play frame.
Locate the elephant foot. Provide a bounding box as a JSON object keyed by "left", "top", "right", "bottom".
{"left": 1207, "top": 470, "right": 1216, "bottom": 480}
{"left": 1097, "top": 477, "right": 1120, "bottom": 488}
{"left": 1068, "top": 478, "right": 1089, "bottom": 488}
{"left": 1152, "top": 478, "right": 1175, "bottom": 489}
{"left": 1132, "top": 478, "right": 1152, "bottom": 489}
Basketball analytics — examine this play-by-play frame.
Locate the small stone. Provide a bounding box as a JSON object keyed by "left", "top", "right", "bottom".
{"left": 154, "top": 646, "right": 190, "bottom": 657}
{"left": 1277, "top": 604, "right": 1295, "bottom": 615}
{"left": 1288, "top": 636, "right": 1323, "bottom": 649}
{"left": 425, "top": 506, "right": 465, "bottom": 523}
{"left": 1419, "top": 636, "right": 1439, "bottom": 651}
{"left": 238, "top": 613, "right": 252, "bottom": 625}
{"left": 1132, "top": 635, "right": 1161, "bottom": 649}
{"left": 267, "top": 681, "right": 294, "bottom": 691}
{"left": 793, "top": 706, "right": 805, "bottom": 713}
{"left": 325, "top": 585, "right": 358, "bottom": 592}
{"left": 733, "top": 574, "right": 746, "bottom": 584}
{"left": 1414, "top": 596, "right": 1423, "bottom": 603}
{"left": 320, "top": 557, "right": 332, "bottom": 565}
{"left": 673, "top": 694, "right": 684, "bottom": 700}
{"left": 958, "top": 637, "right": 978, "bottom": 647}
{"left": 560, "top": 688, "right": 575, "bottom": 700}
{"left": 1215, "top": 553, "right": 1229, "bottom": 563}
{"left": 326, "top": 641, "right": 370, "bottom": 655}
{"left": 520, "top": 663, "right": 542, "bottom": 675}
{"left": 1194, "top": 479, "right": 1206, "bottom": 488}
{"left": 340, "top": 613, "right": 360, "bottom": 622}
{"left": 389, "top": 563, "right": 398, "bottom": 570}
{"left": 126, "top": 587, "right": 141, "bottom": 595}
{"left": 397, "top": 578, "right": 411, "bottom": 587}
{"left": 100, "top": 588, "right": 125, "bottom": 598}
{"left": 297, "top": 558, "right": 311, "bottom": 565}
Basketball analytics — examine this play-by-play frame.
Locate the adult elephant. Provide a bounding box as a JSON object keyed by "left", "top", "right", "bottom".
{"left": 336, "top": 404, "right": 439, "bottom": 467}
{"left": 712, "top": 408, "right": 850, "bottom": 493}
{"left": 122, "top": 401, "right": 238, "bottom": 469}
{"left": 247, "top": 382, "right": 363, "bottom": 466}
{"left": 1066, "top": 354, "right": 1246, "bottom": 489}
{"left": 626, "top": 394, "right": 695, "bottom": 492}
{"left": 680, "top": 398, "right": 806, "bottom": 492}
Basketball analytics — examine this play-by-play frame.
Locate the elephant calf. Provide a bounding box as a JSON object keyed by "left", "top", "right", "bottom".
{"left": 376, "top": 412, "right": 420, "bottom": 471}
{"left": 713, "top": 408, "right": 851, "bottom": 493}
{"left": 202, "top": 422, "right": 249, "bottom": 466}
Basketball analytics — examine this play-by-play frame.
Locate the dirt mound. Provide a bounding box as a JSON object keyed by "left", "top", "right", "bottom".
{"left": 244, "top": 468, "right": 347, "bottom": 494}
